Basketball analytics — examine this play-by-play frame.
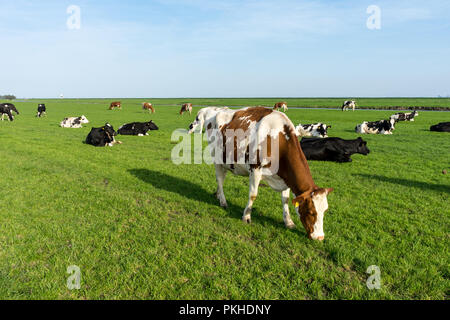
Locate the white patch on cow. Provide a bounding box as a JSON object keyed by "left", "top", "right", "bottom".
{"left": 263, "top": 174, "right": 289, "bottom": 192}
{"left": 311, "top": 192, "right": 328, "bottom": 240}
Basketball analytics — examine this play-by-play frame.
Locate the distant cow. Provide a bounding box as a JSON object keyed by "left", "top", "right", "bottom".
{"left": 342, "top": 100, "right": 356, "bottom": 111}
{"left": 188, "top": 106, "right": 232, "bottom": 134}
{"left": 118, "top": 121, "right": 159, "bottom": 136}
{"left": 301, "top": 137, "right": 370, "bottom": 162}
{"left": 1, "top": 103, "right": 19, "bottom": 115}
{"left": 37, "top": 104, "right": 46, "bottom": 117}
{"left": 180, "top": 103, "right": 193, "bottom": 115}
{"left": 355, "top": 118, "right": 395, "bottom": 135}
{"left": 142, "top": 102, "right": 155, "bottom": 113}
{"left": 0, "top": 104, "right": 14, "bottom": 121}
{"left": 109, "top": 101, "right": 122, "bottom": 110}
{"left": 295, "top": 123, "right": 331, "bottom": 138}
{"left": 60, "top": 115, "right": 89, "bottom": 128}
{"left": 430, "top": 122, "right": 450, "bottom": 132}
{"left": 390, "top": 111, "right": 418, "bottom": 122}
{"left": 86, "top": 123, "right": 122, "bottom": 147}
{"left": 273, "top": 102, "right": 288, "bottom": 112}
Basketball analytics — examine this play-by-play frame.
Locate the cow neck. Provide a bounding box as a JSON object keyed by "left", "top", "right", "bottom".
{"left": 281, "top": 131, "right": 317, "bottom": 197}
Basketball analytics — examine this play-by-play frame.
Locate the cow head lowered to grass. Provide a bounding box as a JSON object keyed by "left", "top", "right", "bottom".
{"left": 86, "top": 123, "right": 122, "bottom": 147}
{"left": 292, "top": 188, "right": 334, "bottom": 240}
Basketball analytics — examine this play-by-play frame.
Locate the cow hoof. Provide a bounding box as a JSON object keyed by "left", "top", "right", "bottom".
{"left": 285, "top": 222, "right": 296, "bottom": 229}
{"left": 219, "top": 202, "right": 228, "bottom": 208}
{"left": 242, "top": 216, "right": 251, "bottom": 224}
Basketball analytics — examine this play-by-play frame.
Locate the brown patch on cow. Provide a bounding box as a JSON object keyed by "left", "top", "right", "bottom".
{"left": 219, "top": 107, "right": 273, "bottom": 166}
{"left": 250, "top": 195, "right": 257, "bottom": 201}
{"left": 276, "top": 124, "right": 316, "bottom": 196}
{"left": 207, "top": 123, "right": 212, "bottom": 130}
{"left": 109, "top": 101, "right": 121, "bottom": 110}
{"left": 222, "top": 107, "right": 273, "bottom": 132}
{"left": 273, "top": 101, "right": 287, "bottom": 110}
{"left": 180, "top": 103, "right": 193, "bottom": 115}
{"left": 142, "top": 102, "right": 155, "bottom": 113}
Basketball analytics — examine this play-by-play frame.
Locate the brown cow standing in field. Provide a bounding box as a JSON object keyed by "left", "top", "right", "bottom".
{"left": 109, "top": 101, "right": 122, "bottom": 110}
{"left": 204, "top": 107, "right": 333, "bottom": 240}
{"left": 180, "top": 103, "right": 193, "bottom": 115}
{"left": 142, "top": 102, "right": 155, "bottom": 113}
{"left": 273, "top": 101, "right": 288, "bottom": 112}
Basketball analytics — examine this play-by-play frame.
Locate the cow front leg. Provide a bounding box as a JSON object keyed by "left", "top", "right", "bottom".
{"left": 281, "top": 188, "right": 295, "bottom": 229}
{"left": 215, "top": 165, "right": 228, "bottom": 208}
{"left": 242, "top": 169, "right": 262, "bottom": 224}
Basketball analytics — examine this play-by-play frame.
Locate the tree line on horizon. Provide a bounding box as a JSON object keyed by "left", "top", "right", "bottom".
{"left": 0, "top": 94, "right": 16, "bottom": 100}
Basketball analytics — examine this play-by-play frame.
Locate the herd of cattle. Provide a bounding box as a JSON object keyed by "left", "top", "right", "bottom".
{"left": 0, "top": 100, "right": 448, "bottom": 240}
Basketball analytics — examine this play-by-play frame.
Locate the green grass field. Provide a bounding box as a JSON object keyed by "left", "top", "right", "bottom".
{"left": 0, "top": 99, "right": 448, "bottom": 299}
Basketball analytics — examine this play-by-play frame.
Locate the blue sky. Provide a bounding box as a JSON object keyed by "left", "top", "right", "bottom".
{"left": 0, "top": 0, "right": 449, "bottom": 98}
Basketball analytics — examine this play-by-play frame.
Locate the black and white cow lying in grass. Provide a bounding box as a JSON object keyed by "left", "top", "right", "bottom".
{"left": 60, "top": 115, "right": 89, "bottom": 128}
{"left": 430, "top": 122, "right": 450, "bottom": 132}
{"left": 37, "top": 104, "right": 46, "bottom": 117}
{"left": 300, "top": 137, "right": 370, "bottom": 163}
{"left": 390, "top": 110, "right": 418, "bottom": 122}
{"left": 86, "top": 123, "right": 122, "bottom": 147}
{"left": 355, "top": 118, "right": 395, "bottom": 135}
{"left": 295, "top": 123, "right": 331, "bottom": 138}
{"left": 0, "top": 104, "right": 14, "bottom": 121}
{"left": 117, "top": 121, "right": 159, "bottom": 136}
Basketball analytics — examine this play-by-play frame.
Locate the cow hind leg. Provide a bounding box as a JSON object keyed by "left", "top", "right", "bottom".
{"left": 242, "top": 169, "right": 262, "bottom": 224}
{"left": 281, "top": 188, "right": 295, "bottom": 229}
{"left": 215, "top": 165, "right": 228, "bottom": 208}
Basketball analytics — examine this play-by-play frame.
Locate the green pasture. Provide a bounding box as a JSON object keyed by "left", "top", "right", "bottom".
{"left": 0, "top": 98, "right": 448, "bottom": 299}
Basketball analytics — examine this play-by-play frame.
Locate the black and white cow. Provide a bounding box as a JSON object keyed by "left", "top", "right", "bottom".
{"left": 117, "top": 121, "right": 159, "bottom": 136}
{"left": 37, "top": 104, "right": 46, "bottom": 117}
{"left": 0, "top": 104, "right": 14, "bottom": 121}
{"left": 1, "top": 103, "right": 19, "bottom": 115}
{"left": 430, "top": 122, "right": 450, "bottom": 132}
{"left": 355, "top": 118, "right": 395, "bottom": 135}
{"left": 85, "top": 123, "right": 122, "bottom": 147}
{"left": 60, "top": 115, "right": 89, "bottom": 128}
{"left": 390, "top": 111, "right": 418, "bottom": 122}
{"left": 295, "top": 123, "right": 331, "bottom": 138}
{"left": 342, "top": 100, "right": 356, "bottom": 111}
{"left": 301, "top": 137, "right": 370, "bottom": 162}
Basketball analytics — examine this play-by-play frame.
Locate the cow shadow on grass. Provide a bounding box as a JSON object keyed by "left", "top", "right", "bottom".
{"left": 128, "top": 168, "right": 305, "bottom": 235}
{"left": 355, "top": 174, "right": 450, "bottom": 193}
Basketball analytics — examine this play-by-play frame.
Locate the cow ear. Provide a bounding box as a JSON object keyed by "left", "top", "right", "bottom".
{"left": 292, "top": 191, "right": 310, "bottom": 208}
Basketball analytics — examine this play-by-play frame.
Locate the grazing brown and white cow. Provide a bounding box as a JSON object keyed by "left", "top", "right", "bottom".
{"left": 109, "top": 101, "right": 122, "bottom": 110}
{"left": 180, "top": 103, "right": 193, "bottom": 115}
{"left": 142, "top": 102, "right": 155, "bottom": 113}
{"left": 204, "top": 107, "right": 333, "bottom": 240}
{"left": 273, "top": 101, "right": 288, "bottom": 112}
